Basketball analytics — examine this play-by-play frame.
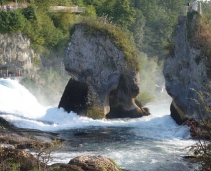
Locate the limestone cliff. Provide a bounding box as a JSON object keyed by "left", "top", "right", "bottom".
{"left": 0, "top": 33, "right": 36, "bottom": 71}
{"left": 163, "top": 14, "right": 208, "bottom": 124}
{"left": 59, "top": 24, "right": 149, "bottom": 118}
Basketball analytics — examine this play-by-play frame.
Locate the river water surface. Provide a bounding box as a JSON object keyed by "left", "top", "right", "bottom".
{"left": 0, "top": 78, "right": 197, "bottom": 171}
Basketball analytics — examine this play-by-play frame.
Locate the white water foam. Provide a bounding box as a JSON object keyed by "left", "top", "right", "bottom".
{"left": 0, "top": 78, "right": 190, "bottom": 140}
{"left": 0, "top": 78, "right": 46, "bottom": 118}
{"left": 0, "top": 78, "right": 197, "bottom": 170}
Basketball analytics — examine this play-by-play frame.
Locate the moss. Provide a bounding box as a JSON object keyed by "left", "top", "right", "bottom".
{"left": 87, "top": 108, "right": 105, "bottom": 119}
{"left": 75, "top": 17, "right": 140, "bottom": 72}
{"left": 108, "top": 158, "right": 122, "bottom": 171}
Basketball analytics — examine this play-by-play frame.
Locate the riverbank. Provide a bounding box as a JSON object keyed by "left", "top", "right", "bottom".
{"left": 0, "top": 116, "right": 125, "bottom": 171}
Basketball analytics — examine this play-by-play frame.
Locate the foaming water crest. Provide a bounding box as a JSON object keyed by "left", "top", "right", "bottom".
{"left": 0, "top": 79, "right": 197, "bottom": 171}
{"left": 0, "top": 79, "right": 47, "bottom": 118}
{"left": 0, "top": 78, "right": 190, "bottom": 140}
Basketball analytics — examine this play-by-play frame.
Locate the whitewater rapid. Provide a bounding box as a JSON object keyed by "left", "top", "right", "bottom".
{"left": 0, "top": 78, "right": 197, "bottom": 171}
{"left": 0, "top": 79, "right": 186, "bottom": 138}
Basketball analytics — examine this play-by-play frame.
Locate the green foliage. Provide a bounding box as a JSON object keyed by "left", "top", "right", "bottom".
{"left": 83, "top": 5, "right": 97, "bottom": 19}
{"left": 80, "top": 17, "right": 140, "bottom": 71}
{"left": 189, "top": 87, "right": 211, "bottom": 171}
{"left": 32, "top": 139, "right": 64, "bottom": 170}
{"left": 71, "top": 0, "right": 84, "bottom": 6}
{"left": 50, "top": 12, "right": 74, "bottom": 32}
{"left": 113, "top": 0, "right": 135, "bottom": 29}
{"left": 0, "top": 10, "right": 26, "bottom": 34}
{"left": 130, "top": 9, "right": 145, "bottom": 51}
{"left": 22, "top": 5, "right": 37, "bottom": 21}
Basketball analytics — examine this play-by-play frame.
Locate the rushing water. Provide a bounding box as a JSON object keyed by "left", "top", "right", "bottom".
{"left": 0, "top": 78, "right": 197, "bottom": 171}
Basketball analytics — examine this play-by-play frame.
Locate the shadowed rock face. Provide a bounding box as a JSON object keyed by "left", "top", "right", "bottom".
{"left": 59, "top": 24, "right": 150, "bottom": 118}
{"left": 163, "top": 15, "right": 208, "bottom": 122}
{"left": 58, "top": 79, "right": 88, "bottom": 115}
{"left": 107, "top": 74, "right": 148, "bottom": 118}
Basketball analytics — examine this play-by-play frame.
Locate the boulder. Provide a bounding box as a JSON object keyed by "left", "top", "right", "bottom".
{"left": 68, "top": 155, "right": 121, "bottom": 171}
{"left": 59, "top": 24, "right": 150, "bottom": 118}
{"left": 0, "top": 148, "right": 38, "bottom": 171}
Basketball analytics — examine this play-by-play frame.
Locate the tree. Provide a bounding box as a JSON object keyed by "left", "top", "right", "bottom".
{"left": 113, "top": 0, "right": 135, "bottom": 29}
{"left": 130, "top": 9, "right": 145, "bottom": 51}
{"left": 83, "top": 5, "right": 97, "bottom": 19}
{"left": 71, "top": 0, "right": 84, "bottom": 6}
{"left": 22, "top": 5, "right": 37, "bottom": 21}
{"left": 0, "top": 10, "right": 26, "bottom": 34}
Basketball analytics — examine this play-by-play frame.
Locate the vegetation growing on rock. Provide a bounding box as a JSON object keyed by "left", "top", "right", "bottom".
{"left": 79, "top": 17, "right": 140, "bottom": 72}
{"left": 185, "top": 8, "right": 211, "bottom": 79}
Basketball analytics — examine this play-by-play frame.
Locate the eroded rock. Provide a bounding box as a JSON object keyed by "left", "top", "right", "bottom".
{"left": 59, "top": 24, "right": 150, "bottom": 118}
{"left": 163, "top": 15, "right": 208, "bottom": 121}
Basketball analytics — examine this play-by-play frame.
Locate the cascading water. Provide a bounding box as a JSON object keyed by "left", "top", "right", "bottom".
{"left": 0, "top": 78, "right": 197, "bottom": 171}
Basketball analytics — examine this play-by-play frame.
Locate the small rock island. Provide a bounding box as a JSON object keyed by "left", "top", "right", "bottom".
{"left": 59, "top": 21, "right": 150, "bottom": 118}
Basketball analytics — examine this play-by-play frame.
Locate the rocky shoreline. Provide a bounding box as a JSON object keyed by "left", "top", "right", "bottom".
{"left": 0, "top": 116, "right": 126, "bottom": 171}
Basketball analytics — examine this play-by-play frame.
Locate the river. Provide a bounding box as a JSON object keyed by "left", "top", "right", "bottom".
{"left": 0, "top": 78, "right": 197, "bottom": 171}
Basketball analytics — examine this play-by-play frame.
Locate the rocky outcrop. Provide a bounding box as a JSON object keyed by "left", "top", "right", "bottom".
{"left": 0, "top": 33, "right": 36, "bottom": 70}
{"left": 59, "top": 24, "right": 150, "bottom": 118}
{"left": 68, "top": 155, "right": 120, "bottom": 171}
{"left": 163, "top": 14, "right": 208, "bottom": 123}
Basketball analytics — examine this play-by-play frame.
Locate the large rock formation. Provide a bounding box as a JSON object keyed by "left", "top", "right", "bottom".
{"left": 163, "top": 14, "right": 208, "bottom": 124}
{"left": 59, "top": 24, "right": 149, "bottom": 118}
{"left": 0, "top": 33, "right": 36, "bottom": 70}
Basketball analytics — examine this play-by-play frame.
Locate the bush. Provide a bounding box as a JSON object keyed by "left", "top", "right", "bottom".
{"left": 22, "top": 5, "right": 37, "bottom": 21}
{"left": 189, "top": 87, "right": 211, "bottom": 170}
{"left": 0, "top": 10, "right": 26, "bottom": 34}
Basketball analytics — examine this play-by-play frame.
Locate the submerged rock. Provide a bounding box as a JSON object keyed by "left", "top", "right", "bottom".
{"left": 59, "top": 24, "right": 150, "bottom": 118}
